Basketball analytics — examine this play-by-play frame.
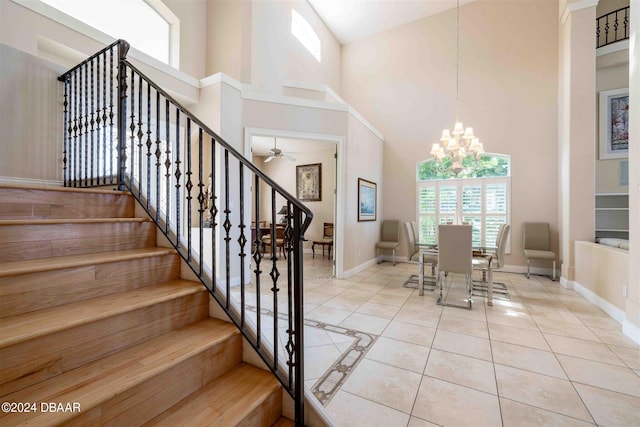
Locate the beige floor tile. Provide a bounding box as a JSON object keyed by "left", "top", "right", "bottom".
{"left": 381, "top": 320, "right": 436, "bottom": 347}
{"left": 492, "top": 341, "right": 567, "bottom": 379}
{"left": 438, "top": 314, "right": 489, "bottom": 339}
{"left": 487, "top": 322, "right": 550, "bottom": 351}
{"left": 529, "top": 307, "right": 583, "bottom": 325}
{"left": 575, "top": 312, "right": 623, "bottom": 330}
{"left": 486, "top": 310, "right": 539, "bottom": 331}
{"left": 432, "top": 329, "right": 492, "bottom": 361}
{"left": 609, "top": 344, "right": 640, "bottom": 370}
{"left": 368, "top": 292, "right": 411, "bottom": 307}
{"left": 557, "top": 354, "right": 640, "bottom": 397}
{"left": 442, "top": 305, "right": 487, "bottom": 321}
{"left": 377, "top": 285, "right": 416, "bottom": 298}
{"left": 534, "top": 317, "right": 600, "bottom": 342}
{"left": 356, "top": 301, "right": 401, "bottom": 319}
{"left": 495, "top": 364, "right": 593, "bottom": 422}
{"left": 325, "top": 390, "right": 410, "bottom": 427}
{"left": 412, "top": 376, "right": 502, "bottom": 427}
{"left": 323, "top": 294, "right": 367, "bottom": 312}
{"left": 304, "top": 326, "right": 338, "bottom": 347}
{"left": 545, "top": 334, "right": 626, "bottom": 366}
{"left": 394, "top": 307, "right": 441, "bottom": 329}
{"left": 339, "top": 312, "right": 390, "bottom": 335}
{"left": 408, "top": 416, "right": 439, "bottom": 427}
{"left": 307, "top": 305, "right": 353, "bottom": 325}
{"left": 341, "top": 358, "right": 422, "bottom": 414}
{"left": 305, "top": 291, "right": 337, "bottom": 305}
{"left": 305, "top": 343, "right": 344, "bottom": 380}
{"left": 366, "top": 336, "right": 430, "bottom": 373}
{"left": 500, "top": 398, "right": 596, "bottom": 427}
{"left": 424, "top": 349, "right": 497, "bottom": 394}
{"left": 574, "top": 383, "right": 640, "bottom": 427}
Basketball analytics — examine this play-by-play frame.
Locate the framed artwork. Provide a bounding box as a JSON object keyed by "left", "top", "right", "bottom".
{"left": 358, "top": 178, "right": 377, "bottom": 222}
{"left": 296, "top": 163, "right": 321, "bottom": 201}
{"left": 599, "top": 88, "right": 629, "bottom": 160}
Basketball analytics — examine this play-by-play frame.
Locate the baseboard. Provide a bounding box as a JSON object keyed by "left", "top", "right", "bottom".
{"left": 341, "top": 258, "right": 377, "bottom": 278}
{"left": 566, "top": 280, "right": 639, "bottom": 345}
{"left": 622, "top": 320, "right": 640, "bottom": 345}
{"left": 573, "top": 280, "right": 627, "bottom": 325}
{"left": 0, "top": 176, "right": 63, "bottom": 187}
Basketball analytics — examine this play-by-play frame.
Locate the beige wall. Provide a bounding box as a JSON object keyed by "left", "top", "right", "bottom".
{"left": 575, "top": 241, "right": 628, "bottom": 310}
{"left": 250, "top": 0, "right": 341, "bottom": 95}
{"left": 597, "top": 0, "right": 630, "bottom": 16}
{"left": 164, "top": 0, "right": 207, "bottom": 78}
{"left": 205, "top": 0, "right": 249, "bottom": 81}
{"left": 340, "top": 0, "right": 559, "bottom": 267}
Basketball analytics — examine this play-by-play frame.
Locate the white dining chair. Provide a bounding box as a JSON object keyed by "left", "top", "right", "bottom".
{"left": 437, "top": 224, "right": 473, "bottom": 309}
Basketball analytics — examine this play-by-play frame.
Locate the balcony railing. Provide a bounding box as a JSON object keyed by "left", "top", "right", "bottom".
{"left": 596, "top": 6, "right": 630, "bottom": 48}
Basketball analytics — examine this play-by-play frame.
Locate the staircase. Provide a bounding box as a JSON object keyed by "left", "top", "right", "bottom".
{"left": 0, "top": 184, "right": 292, "bottom": 426}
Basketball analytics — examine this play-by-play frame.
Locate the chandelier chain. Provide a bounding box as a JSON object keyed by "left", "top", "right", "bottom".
{"left": 456, "top": 0, "right": 460, "bottom": 121}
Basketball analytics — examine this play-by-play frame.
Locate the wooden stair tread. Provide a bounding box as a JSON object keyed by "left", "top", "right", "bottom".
{"left": 0, "top": 280, "right": 206, "bottom": 348}
{"left": 0, "top": 183, "right": 128, "bottom": 195}
{"left": 273, "top": 417, "right": 295, "bottom": 427}
{"left": 0, "top": 217, "right": 150, "bottom": 226}
{"left": 0, "top": 247, "right": 175, "bottom": 277}
{"left": 0, "top": 319, "right": 239, "bottom": 425}
{"left": 144, "top": 363, "right": 281, "bottom": 427}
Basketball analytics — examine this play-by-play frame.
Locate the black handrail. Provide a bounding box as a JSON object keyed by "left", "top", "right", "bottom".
{"left": 58, "top": 39, "right": 311, "bottom": 425}
{"left": 596, "top": 6, "right": 630, "bottom": 48}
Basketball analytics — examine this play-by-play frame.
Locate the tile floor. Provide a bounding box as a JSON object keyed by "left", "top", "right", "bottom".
{"left": 240, "top": 255, "right": 640, "bottom": 427}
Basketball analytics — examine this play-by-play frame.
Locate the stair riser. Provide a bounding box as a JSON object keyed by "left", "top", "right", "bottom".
{"left": 0, "top": 188, "right": 134, "bottom": 219}
{"left": 0, "top": 222, "right": 157, "bottom": 262}
{"left": 70, "top": 334, "right": 242, "bottom": 427}
{"left": 0, "top": 290, "right": 209, "bottom": 397}
{"left": 237, "top": 388, "right": 283, "bottom": 427}
{"left": 0, "top": 254, "right": 181, "bottom": 318}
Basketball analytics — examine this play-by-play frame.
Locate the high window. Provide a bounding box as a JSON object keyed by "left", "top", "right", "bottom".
{"left": 291, "top": 9, "right": 321, "bottom": 62}
{"left": 40, "top": 0, "right": 173, "bottom": 65}
{"left": 416, "top": 154, "right": 511, "bottom": 249}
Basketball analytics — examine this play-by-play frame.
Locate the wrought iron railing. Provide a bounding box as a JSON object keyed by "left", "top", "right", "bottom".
{"left": 58, "top": 40, "right": 312, "bottom": 425}
{"left": 596, "top": 6, "right": 630, "bottom": 48}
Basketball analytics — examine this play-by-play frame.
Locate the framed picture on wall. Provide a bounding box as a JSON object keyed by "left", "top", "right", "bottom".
{"left": 296, "top": 163, "right": 322, "bottom": 201}
{"left": 599, "top": 88, "right": 629, "bottom": 160}
{"left": 358, "top": 178, "right": 376, "bottom": 222}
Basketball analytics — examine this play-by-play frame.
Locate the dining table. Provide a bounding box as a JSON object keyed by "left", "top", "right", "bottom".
{"left": 416, "top": 243, "right": 495, "bottom": 306}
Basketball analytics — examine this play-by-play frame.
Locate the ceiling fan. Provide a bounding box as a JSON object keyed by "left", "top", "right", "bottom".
{"left": 264, "top": 138, "right": 297, "bottom": 162}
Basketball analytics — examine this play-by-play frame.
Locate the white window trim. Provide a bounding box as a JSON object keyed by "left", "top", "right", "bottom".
{"left": 12, "top": 0, "right": 180, "bottom": 68}
{"left": 416, "top": 176, "right": 512, "bottom": 252}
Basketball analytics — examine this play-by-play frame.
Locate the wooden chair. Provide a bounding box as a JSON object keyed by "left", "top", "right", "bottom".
{"left": 262, "top": 225, "right": 286, "bottom": 258}
{"left": 312, "top": 222, "right": 334, "bottom": 259}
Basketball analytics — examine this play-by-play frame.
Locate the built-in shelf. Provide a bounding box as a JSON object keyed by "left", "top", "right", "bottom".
{"left": 595, "top": 193, "right": 629, "bottom": 239}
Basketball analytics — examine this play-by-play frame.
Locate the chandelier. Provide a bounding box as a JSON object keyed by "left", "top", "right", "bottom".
{"left": 430, "top": 0, "right": 484, "bottom": 175}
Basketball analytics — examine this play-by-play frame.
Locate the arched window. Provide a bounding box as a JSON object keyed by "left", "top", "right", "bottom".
{"left": 39, "top": 0, "right": 177, "bottom": 66}
{"left": 416, "top": 154, "right": 511, "bottom": 248}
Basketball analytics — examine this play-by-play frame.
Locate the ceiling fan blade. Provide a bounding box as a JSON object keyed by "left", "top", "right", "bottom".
{"left": 264, "top": 156, "right": 275, "bottom": 163}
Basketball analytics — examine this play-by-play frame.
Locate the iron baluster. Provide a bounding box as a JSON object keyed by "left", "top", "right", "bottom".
{"left": 284, "top": 202, "right": 294, "bottom": 388}
{"left": 73, "top": 69, "right": 78, "bottom": 186}
{"left": 109, "top": 46, "right": 114, "bottom": 185}
{"left": 197, "top": 128, "right": 204, "bottom": 276}
{"left": 292, "top": 206, "right": 305, "bottom": 426}
{"left": 223, "top": 149, "right": 231, "bottom": 309}
{"left": 137, "top": 74, "right": 143, "bottom": 199}
{"left": 270, "top": 189, "right": 280, "bottom": 372}
{"left": 211, "top": 136, "right": 218, "bottom": 293}
{"left": 62, "top": 78, "right": 69, "bottom": 186}
{"left": 155, "top": 91, "right": 161, "bottom": 223}
{"left": 186, "top": 118, "right": 193, "bottom": 261}
{"left": 253, "top": 173, "right": 263, "bottom": 347}
{"left": 90, "top": 57, "right": 95, "bottom": 185}
{"left": 84, "top": 62, "right": 88, "bottom": 186}
{"left": 146, "top": 81, "right": 152, "bottom": 210}
{"left": 238, "top": 162, "right": 246, "bottom": 328}
{"left": 117, "top": 41, "right": 130, "bottom": 191}
{"left": 129, "top": 72, "right": 135, "bottom": 189}
{"left": 175, "top": 109, "right": 182, "bottom": 247}
{"left": 95, "top": 55, "right": 101, "bottom": 184}
{"left": 164, "top": 99, "right": 171, "bottom": 235}
{"left": 101, "top": 51, "right": 107, "bottom": 185}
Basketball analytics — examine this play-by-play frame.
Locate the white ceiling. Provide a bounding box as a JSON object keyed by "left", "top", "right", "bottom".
{"left": 251, "top": 135, "right": 334, "bottom": 157}
{"left": 308, "top": 0, "right": 473, "bottom": 45}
